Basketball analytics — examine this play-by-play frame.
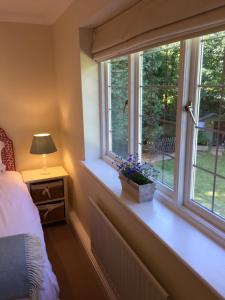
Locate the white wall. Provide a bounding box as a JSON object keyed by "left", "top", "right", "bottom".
{"left": 0, "top": 22, "right": 62, "bottom": 171}
{"left": 80, "top": 28, "right": 101, "bottom": 160}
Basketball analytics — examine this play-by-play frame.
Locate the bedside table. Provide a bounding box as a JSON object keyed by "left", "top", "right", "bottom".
{"left": 21, "top": 166, "right": 69, "bottom": 225}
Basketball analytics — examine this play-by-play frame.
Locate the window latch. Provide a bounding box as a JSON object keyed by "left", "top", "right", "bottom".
{"left": 185, "top": 103, "right": 197, "bottom": 125}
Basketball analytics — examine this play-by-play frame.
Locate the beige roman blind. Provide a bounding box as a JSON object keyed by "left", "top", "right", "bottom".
{"left": 92, "top": 0, "right": 225, "bottom": 61}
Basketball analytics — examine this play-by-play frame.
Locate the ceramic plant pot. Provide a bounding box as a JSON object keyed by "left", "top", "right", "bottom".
{"left": 119, "top": 173, "right": 156, "bottom": 203}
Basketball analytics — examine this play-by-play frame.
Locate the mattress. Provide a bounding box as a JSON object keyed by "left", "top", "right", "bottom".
{"left": 0, "top": 171, "right": 59, "bottom": 300}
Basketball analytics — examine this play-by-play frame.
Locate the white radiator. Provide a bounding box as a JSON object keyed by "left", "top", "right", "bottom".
{"left": 90, "top": 200, "right": 169, "bottom": 300}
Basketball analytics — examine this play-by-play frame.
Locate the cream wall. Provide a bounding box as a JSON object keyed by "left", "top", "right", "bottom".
{"left": 53, "top": 0, "right": 121, "bottom": 216}
{"left": 53, "top": 1, "right": 221, "bottom": 299}
{"left": 0, "top": 22, "right": 62, "bottom": 171}
{"left": 80, "top": 28, "right": 101, "bottom": 160}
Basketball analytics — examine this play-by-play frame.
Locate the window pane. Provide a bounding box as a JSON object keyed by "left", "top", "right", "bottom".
{"left": 193, "top": 168, "right": 214, "bottom": 211}
{"left": 214, "top": 176, "right": 225, "bottom": 218}
{"left": 143, "top": 45, "right": 180, "bottom": 85}
{"left": 191, "top": 31, "right": 225, "bottom": 219}
{"left": 216, "top": 135, "right": 225, "bottom": 178}
{"left": 201, "top": 31, "right": 225, "bottom": 85}
{"left": 196, "top": 130, "right": 215, "bottom": 173}
{"left": 108, "top": 56, "right": 128, "bottom": 158}
{"left": 198, "top": 87, "right": 222, "bottom": 126}
{"left": 140, "top": 42, "right": 180, "bottom": 189}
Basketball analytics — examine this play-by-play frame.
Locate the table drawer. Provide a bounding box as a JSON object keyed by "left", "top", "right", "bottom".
{"left": 30, "top": 179, "right": 64, "bottom": 203}
{"left": 38, "top": 201, "right": 65, "bottom": 224}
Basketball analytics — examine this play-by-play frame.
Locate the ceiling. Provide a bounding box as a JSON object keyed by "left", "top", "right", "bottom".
{"left": 0, "top": 0, "right": 141, "bottom": 26}
{"left": 0, "top": 0, "right": 73, "bottom": 24}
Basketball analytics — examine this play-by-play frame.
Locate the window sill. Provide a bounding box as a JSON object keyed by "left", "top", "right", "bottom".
{"left": 80, "top": 158, "right": 225, "bottom": 299}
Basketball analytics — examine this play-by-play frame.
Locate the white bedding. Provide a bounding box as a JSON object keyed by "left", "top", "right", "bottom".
{"left": 0, "top": 171, "right": 59, "bottom": 300}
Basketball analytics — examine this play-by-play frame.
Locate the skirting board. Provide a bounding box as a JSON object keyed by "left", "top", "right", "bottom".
{"left": 69, "top": 210, "right": 117, "bottom": 300}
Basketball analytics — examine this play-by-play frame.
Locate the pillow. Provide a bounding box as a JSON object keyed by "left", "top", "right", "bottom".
{"left": 0, "top": 141, "right": 6, "bottom": 174}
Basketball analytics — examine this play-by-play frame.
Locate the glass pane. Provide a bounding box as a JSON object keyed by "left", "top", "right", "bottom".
{"left": 196, "top": 130, "right": 215, "bottom": 172}
{"left": 143, "top": 43, "right": 180, "bottom": 85}
{"left": 217, "top": 138, "right": 225, "bottom": 178}
{"left": 193, "top": 168, "right": 214, "bottom": 211}
{"left": 198, "top": 87, "right": 223, "bottom": 127}
{"left": 201, "top": 31, "right": 225, "bottom": 86}
{"left": 214, "top": 176, "right": 225, "bottom": 218}
{"left": 109, "top": 56, "right": 128, "bottom": 158}
{"left": 190, "top": 31, "right": 225, "bottom": 218}
{"left": 140, "top": 42, "right": 180, "bottom": 190}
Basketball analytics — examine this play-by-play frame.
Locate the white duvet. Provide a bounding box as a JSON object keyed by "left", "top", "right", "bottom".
{"left": 0, "top": 171, "right": 59, "bottom": 300}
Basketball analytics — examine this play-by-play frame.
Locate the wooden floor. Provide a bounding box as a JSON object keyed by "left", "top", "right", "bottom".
{"left": 44, "top": 222, "right": 108, "bottom": 300}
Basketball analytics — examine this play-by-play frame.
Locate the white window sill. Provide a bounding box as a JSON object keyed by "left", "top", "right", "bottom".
{"left": 80, "top": 159, "right": 225, "bottom": 299}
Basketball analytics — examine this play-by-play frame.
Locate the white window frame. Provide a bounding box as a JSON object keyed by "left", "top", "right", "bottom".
{"left": 100, "top": 34, "right": 225, "bottom": 241}
{"left": 183, "top": 37, "right": 225, "bottom": 232}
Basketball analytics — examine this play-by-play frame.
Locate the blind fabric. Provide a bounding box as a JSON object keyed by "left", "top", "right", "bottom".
{"left": 93, "top": 0, "right": 225, "bottom": 61}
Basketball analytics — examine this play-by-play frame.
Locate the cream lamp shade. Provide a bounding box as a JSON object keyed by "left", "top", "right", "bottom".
{"left": 30, "top": 133, "right": 57, "bottom": 174}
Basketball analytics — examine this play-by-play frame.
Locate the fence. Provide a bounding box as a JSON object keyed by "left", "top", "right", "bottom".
{"left": 143, "top": 137, "right": 175, "bottom": 154}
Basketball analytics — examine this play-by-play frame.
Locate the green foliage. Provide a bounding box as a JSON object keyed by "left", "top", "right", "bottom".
{"left": 198, "top": 131, "right": 211, "bottom": 146}
{"left": 199, "top": 31, "right": 225, "bottom": 120}
{"left": 124, "top": 171, "right": 151, "bottom": 185}
{"left": 141, "top": 43, "right": 179, "bottom": 143}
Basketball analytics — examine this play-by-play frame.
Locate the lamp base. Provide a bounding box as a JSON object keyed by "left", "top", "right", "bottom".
{"left": 40, "top": 154, "right": 50, "bottom": 175}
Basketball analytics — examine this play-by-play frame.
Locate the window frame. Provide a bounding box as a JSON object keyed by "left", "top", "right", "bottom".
{"left": 183, "top": 37, "right": 225, "bottom": 232}
{"left": 100, "top": 33, "right": 225, "bottom": 238}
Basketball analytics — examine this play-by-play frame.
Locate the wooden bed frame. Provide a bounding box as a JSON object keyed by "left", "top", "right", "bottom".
{"left": 0, "top": 128, "right": 16, "bottom": 171}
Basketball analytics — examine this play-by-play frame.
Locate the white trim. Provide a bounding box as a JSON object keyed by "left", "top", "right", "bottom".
{"left": 186, "top": 200, "right": 225, "bottom": 233}
{"left": 157, "top": 193, "right": 225, "bottom": 248}
{"left": 175, "top": 40, "right": 191, "bottom": 206}
{"left": 102, "top": 154, "right": 118, "bottom": 171}
{"left": 183, "top": 38, "right": 200, "bottom": 209}
{"left": 106, "top": 61, "right": 112, "bottom": 154}
{"left": 136, "top": 51, "right": 143, "bottom": 157}
{"left": 69, "top": 210, "right": 117, "bottom": 300}
{"left": 128, "top": 54, "right": 135, "bottom": 154}
{"left": 99, "top": 62, "right": 107, "bottom": 157}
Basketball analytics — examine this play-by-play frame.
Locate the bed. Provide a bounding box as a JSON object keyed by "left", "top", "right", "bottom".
{"left": 0, "top": 128, "right": 59, "bottom": 300}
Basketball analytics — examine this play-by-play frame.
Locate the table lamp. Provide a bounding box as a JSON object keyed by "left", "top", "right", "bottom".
{"left": 30, "top": 133, "right": 57, "bottom": 174}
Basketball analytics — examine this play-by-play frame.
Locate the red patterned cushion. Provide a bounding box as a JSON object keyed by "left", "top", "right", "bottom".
{"left": 0, "top": 129, "right": 16, "bottom": 171}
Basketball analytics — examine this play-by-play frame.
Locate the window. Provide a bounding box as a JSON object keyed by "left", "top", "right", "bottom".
{"left": 186, "top": 32, "right": 225, "bottom": 223}
{"left": 106, "top": 56, "right": 128, "bottom": 158}
{"left": 139, "top": 43, "right": 180, "bottom": 190}
{"left": 101, "top": 30, "right": 225, "bottom": 233}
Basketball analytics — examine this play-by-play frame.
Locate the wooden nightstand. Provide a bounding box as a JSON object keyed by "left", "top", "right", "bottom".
{"left": 21, "top": 166, "right": 68, "bottom": 225}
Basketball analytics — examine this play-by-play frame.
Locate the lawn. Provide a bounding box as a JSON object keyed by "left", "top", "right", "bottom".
{"left": 154, "top": 151, "right": 225, "bottom": 218}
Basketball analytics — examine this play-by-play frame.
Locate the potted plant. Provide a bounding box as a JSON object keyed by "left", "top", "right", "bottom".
{"left": 113, "top": 154, "right": 159, "bottom": 203}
